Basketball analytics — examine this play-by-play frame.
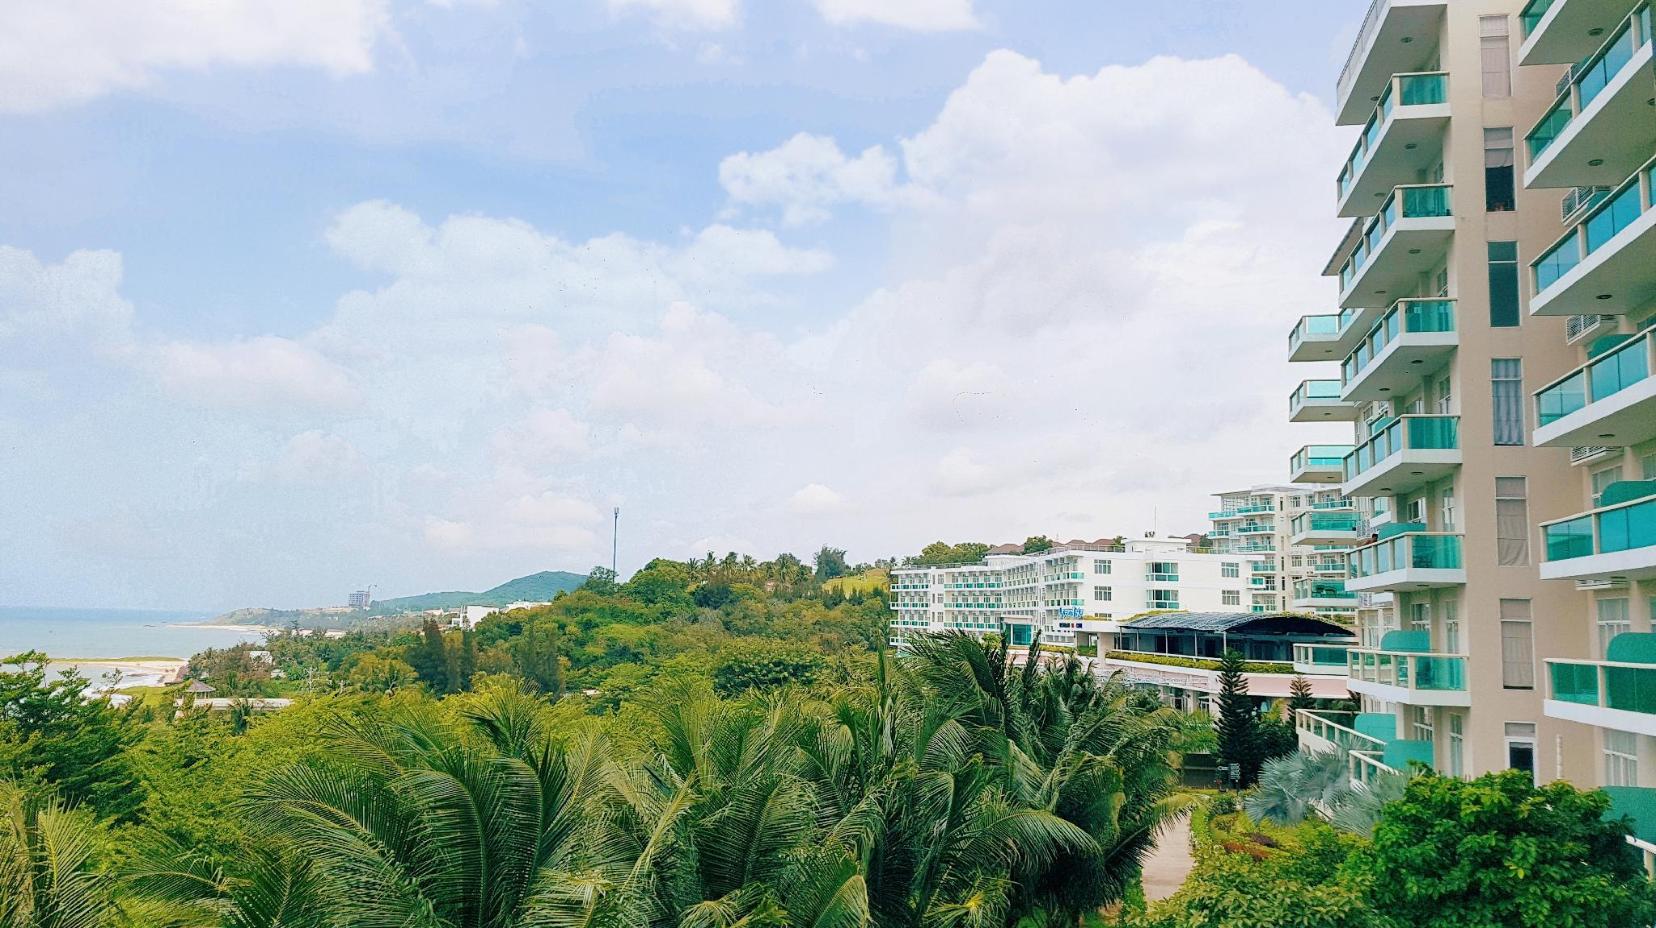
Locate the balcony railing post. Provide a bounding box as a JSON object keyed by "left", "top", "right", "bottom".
{"left": 1600, "top": 663, "right": 1611, "bottom": 709}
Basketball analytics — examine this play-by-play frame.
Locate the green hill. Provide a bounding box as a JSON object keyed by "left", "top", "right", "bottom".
{"left": 369, "top": 570, "right": 589, "bottom": 614}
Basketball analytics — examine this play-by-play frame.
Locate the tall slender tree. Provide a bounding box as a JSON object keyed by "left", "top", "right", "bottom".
{"left": 1215, "top": 649, "right": 1259, "bottom": 786}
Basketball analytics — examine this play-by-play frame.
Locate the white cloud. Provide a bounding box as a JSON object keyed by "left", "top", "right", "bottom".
{"left": 813, "top": 0, "right": 979, "bottom": 31}
{"left": 0, "top": 0, "right": 392, "bottom": 113}
{"left": 424, "top": 491, "right": 603, "bottom": 553}
{"left": 0, "top": 247, "right": 134, "bottom": 348}
{"left": 788, "top": 483, "right": 845, "bottom": 515}
{"left": 719, "top": 133, "right": 910, "bottom": 225}
{"left": 932, "top": 449, "right": 1000, "bottom": 498}
{"left": 274, "top": 430, "right": 365, "bottom": 483}
{"left": 605, "top": 0, "right": 738, "bottom": 30}
{"left": 149, "top": 335, "right": 359, "bottom": 409}
{"left": 491, "top": 408, "right": 592, "bottom": 466}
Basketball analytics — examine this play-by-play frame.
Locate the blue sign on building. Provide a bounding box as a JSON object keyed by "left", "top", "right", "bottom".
{"left": 1057, "top": 607, "right": 1084, "bottom": 619}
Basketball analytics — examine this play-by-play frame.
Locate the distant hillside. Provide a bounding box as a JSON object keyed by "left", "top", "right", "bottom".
{"left": 368, "top": 571, "right": 588, "bottom": 614}
{"left": 205, "top": 570, "right": 589, "bottom": 627}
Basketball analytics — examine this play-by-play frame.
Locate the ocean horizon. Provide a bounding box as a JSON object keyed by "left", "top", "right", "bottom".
{"left": 0, "top": 605, "right": 264, "bottom": 661}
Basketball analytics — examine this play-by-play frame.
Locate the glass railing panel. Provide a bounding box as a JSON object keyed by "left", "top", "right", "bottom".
{"left": 1537, "top": 370, "right": 1588, "bottom": 425}
{"left": 1598, "top": 497, "right": 1656, "bottom": 554}
{"left": 1550, "top": 661, "right": 1601, "bottom": 704}
{"left": 1527, "top": 101, "right": 1572, "bottom": 159}
{"left": 1579, "top": 20, "right": 1639, "bottom": 110}
{"left": 1588, "top": 336, "right": 1651, "bottom": 402}
{"left": 1407, "top": 415, "right": 1459, "bottom": 450}
{"left": 1520, "top": 0, "right": 1556, "bottom": 35}
{"left": 1401, "top": 184, "right": 1452, "bottom": 217}
{"left": 1545, "top": 515, "right": 1597, "bottom": 560}
{"left": 1585, "top": 181, "right": 1646, "bottom": 255}
{"left": 1606, "top": 664, "right": 1656, "bottom": 715}
{"left": 1398, "top": 72, "right": 1447, "bottom": 105}
{"left": 1412, "top": 534, "right": 1463, "bottom": 569}
{"left": 1413, "top": 655, "right": 1466, "bottom": 690}
{"left": 1534, "top": 233, "right": 1581, "bottom": 290}
{"left": 1402, "top": 299, "right": 1455, "bottom": 332}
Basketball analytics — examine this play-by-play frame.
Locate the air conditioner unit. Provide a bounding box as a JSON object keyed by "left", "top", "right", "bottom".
{"left": 1576, "top": 577, "right": 1630, "bottom": 591}
{"left": 1570, "top": 446, "right": 1615, "bottom": 466}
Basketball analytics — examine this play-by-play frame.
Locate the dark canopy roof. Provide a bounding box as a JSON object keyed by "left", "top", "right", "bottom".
{"left": 1123, "top": 611, "right": 1353, "bottom": 637}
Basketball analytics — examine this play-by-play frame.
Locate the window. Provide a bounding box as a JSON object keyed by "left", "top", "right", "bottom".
{"left": 1598, "top": 598, "right": 1631, "bottom": 658}
{"left": 1481, "top": 15, "right": 1512, "bottom": 97}
{"left": 1411, "top": 706, "right": 1434, "bottom": 743}
{"left": 1496, "top": 477, "right": 1530, "bottom": 566}
{"left": 1492, "top": 358, "right": 1524, "bottom": 444}
{"left": 1606, "top": 730, "right": 1639, "bottom": 787}
{"left": 1592, "top": 464, "right": 1624, "bottom": 505}
{"left": 1445, "top": 601, "right": 1461, "bottom": 653}
{"left": 1643, "top": 450, "right": 1656, "bottom": 480}
{"left": 1093, "top": 586, "right": 1112, "bottom": 602}
{"left": 1501, "top": 600, "right": 1535, "bottom": 689}
{"left": 1440, "top": 489, "right": 1456, "bottom": 533}
{"left": 1436, "top": 375, "right": 1453, "bottom": 414}
{"left": 1506, "top": 722, "right": 1537, "bottom": 782}
{"left": 1449, "top": 714, "right": 1465, "bottom": 778}
{"left": 1222, "top": 561, "right": 1240, "bottom": 578}
{"left": 1410, "top": 602, "right": 1432, "bottom": 634}
{"left": 1489, "top": 244, "right": 1521, "bottom": 327}
{"left": 1485, "top": 128, "right": 1516, "bottom": 211}
{"left": 1094, "top": 559, "right": 1111, "bottom": 575}
{"left": 1223, "top": 590, "right": 1241, "bottom": 606}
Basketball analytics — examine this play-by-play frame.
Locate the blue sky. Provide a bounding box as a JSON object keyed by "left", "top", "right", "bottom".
{"left": 0, "top": 0, "right": 1369, "bottom": 610}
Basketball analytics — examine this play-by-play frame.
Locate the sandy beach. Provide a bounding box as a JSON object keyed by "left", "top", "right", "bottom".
{"left": 47, "top": 657, "right": 189, "bottom": 689}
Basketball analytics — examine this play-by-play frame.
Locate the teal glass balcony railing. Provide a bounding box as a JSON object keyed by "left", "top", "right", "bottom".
{"left": 1290, "top": 379, "right": 1345, "bottom": 414}
{"left": 1525, "top": 5, "right": 1652, "bottom": 160}
{"left": 1534, "top": 153, "right": 1656, "bottom": 296}
{"left": 1520, "top": 0, "right": 1557, "bottom": 35}
{"left": 1339, "top": 185, "right": 1454, "bottom": 291}
{"left": 1550, "top": 661, "right": 1656, "bottom": 714}
{"left": 1291, "top": 512, "right": 1361, "bottom": 535}
{"left": 1341, "top": 299, "right": 1456, "bottom": 385}
{"left": 1349, "top": 648, "right": 1467, "bottom": 691}
{"left": 1293, "top": 578, "right": 1357, "bottom": 601}
{"left": 1535, "top": 328, "right": 1653, "bottom": 427}
{"left": 1349, "top": 532, "right": 1464, "bottom": 578}
{"left": 1343, "top": 415, "right": 1459, "bottom": 480}
{"left": 1292, "top": 445, "right": 1356, "bottom": 475}
{"left": 1293, "top": 643, "right": 1353, "bottom": 668}
{"left": 1236, "top": 522, "right": 1275, "bottom": 535}
{"left": 1543, "top": 490, "right": 1656, "bottom": 562}
{"left": 1288, "top": 308, "right": 1363, "bottom": 355}
{"left": 1337, "top": 72, "right": 1450, "bottom": 200}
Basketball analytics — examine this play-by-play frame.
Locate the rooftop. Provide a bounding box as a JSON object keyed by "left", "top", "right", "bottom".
{"left": 1122, "top": 611, "right": 1355, "bottom": 637}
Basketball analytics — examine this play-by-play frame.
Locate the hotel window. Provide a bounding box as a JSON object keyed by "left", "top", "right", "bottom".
{"left": 1222, "top": 561, "right": 1240, "bottom": 578}
{"left": 1094, "top": 560, "right": 1111, "bottom": 575}
{"left": 1485, "top": 128, "right": 1516, "bottom": 212}
{"left": 1223, "top": 590, "right": 1241, "bottom": 606}
{"left": 1435, "top": 375, "right": 1453, "bottom": 414}
{"left": 1481, "top": 15, "right": 1512, "bottom": 97}
{"left": 1500, "top": 600, "right": 1535, "bottom": 689}
{"left": 1489, "top": 244, "right": 1521, "bottom": 328}
{"left": 1093, "top": 586, "right": 1112, "bottom": 602}
{"left": 1444, "top": 601, "right": 1460, "bottom": 653}
{"left": 1643, "top": 450, "right": 1656, "bottom": 480}
{"left": 1449, "top": 714, "right": 1465, "bottom": 778}
{"left": 1606, "top": 730, "right": 1639, "bottom": 787}
{"left": 1440, "top": 489, "right": 1456, "bottom": 533}
{"left": 1410, "top": 603, "right": 1431, "bottom": 634}
{"left": 1592, "top": 464, "right": 1624, "bottom": 506}
{"left": 1598, "top": 598, "right": 1631, "bottom": 658}
{"left": 1411, "top": 706, "right": 1434, "bottom": 743}
{"left": 1496, "top": 477, "right": 1530, "bottom": 566}
{"left": 1492, "top": 358, "right": 1524, "bottom": 444}
{"left": 1506, "top": 722, "right": 1537, "bottom": 780}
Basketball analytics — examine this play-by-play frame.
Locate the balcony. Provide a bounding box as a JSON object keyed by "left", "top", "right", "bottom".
{"left": 1288, "top": 308, "right": 1370, "bottom": 362}
{"left": 1235, "top": 522, "right": 1275, "bottom": 536}
{"left": 1290, "top": 511, "right": 1363, "bottom": 546}
{"left": 1291, "top": 579, "right": 1360, "bottom": 612}
{"left": 1540, "top": 482, "right": 1656, "bottom": 580}
{"left": 1347, "top": 633, "right": 1469, "bottom": 706}
{"left": 1340, "top": 299, "right": 1457, "bottom": 402}
{"left": 1335, "top": 0, "right": 1448, "bottom": 126}
{"left": 1292, "top": 644, "right": 1353, "bottom": 676}
{"left": 1524, "top": 5, "right": 1655, "bottom": 189}
{"left": 1347, "top": 531, "right": 1466, "bottom": 592}
{"left": 1337, "top": 185, "right": 1455, "bottom": 309}
{"left": 1337, "top": 73, "right": 1451, "bottom": 217}
{"left": 1290, "top": 379, "right": 1361, "bottom": 422}
{"left": 1290, "top": 444, "right": 1355, "bottom": 484}
{"left": 1534, "top": 326, "right": 1656, "bottom": 447}
{"left": 1531, "top": 155, "right": 1656, "bottom": 317}
{"left": 1546, "top": 632, "right": 1656, "bottom": 735}
{"left": 1342, "top": 415, "right": 1460, "bottom": 498}
{"left": 1523, "top": 0, "right": 1648, "bottom": 64}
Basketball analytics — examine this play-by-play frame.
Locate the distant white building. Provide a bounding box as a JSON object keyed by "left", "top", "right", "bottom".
{"left": 453, "top": 601, "right": 552, "bottom": 629}
{"left": 348, "top": 590, "right": 372, "bottom": 609}
{"left": 888, "top": 537, "right": 1251, "bottom": 650}
{"left": 1208, "top": 484, "right": 1358, "bottom": 621}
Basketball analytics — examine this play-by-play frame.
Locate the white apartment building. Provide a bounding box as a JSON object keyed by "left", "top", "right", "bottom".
{"left": 1209, "top": 484, "right": 1360, "bottom": 620}
{"left": 888, "top": 537, "right": 1250, "bottom": 650}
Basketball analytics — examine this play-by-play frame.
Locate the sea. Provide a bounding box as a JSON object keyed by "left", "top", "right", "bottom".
{"left": 0, "top": 606, "right": 266, "bottom": 662}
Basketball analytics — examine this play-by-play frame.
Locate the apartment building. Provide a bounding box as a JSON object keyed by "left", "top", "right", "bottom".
{"left": 888, "top": 537, "right": 1249, "bottom": 650}
{"left": 1287, "top": 0, "right": 1605, "bottom": 794}
{"left": 1209, "top": 485, "right": 1360, "bottom": 620}
{"left": 1515, "top": 0, "right": 1656, "bottom": 859}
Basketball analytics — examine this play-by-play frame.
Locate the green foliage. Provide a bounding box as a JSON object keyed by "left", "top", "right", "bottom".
{"left": 338, "top": 651, "right": 417, "bottom": 693}
{"left": 1288, "top": 675, "right": 1315, "bottom": 715}
{"left": 0, "top": 652, "right": 145, "bottom": 820}
{"left": 1022, "top": 534, "right": 1055, "bottom": 554}
{"left": 812, "top": 545, "right": 849, "bottom": 580}
{"left": 1256, "top": 715, "right": 1298, "bottom": 765}
{"left": 1352, "top": 770, "right": 1656, "bottom": 928}
{"left": 183, "top": 644, "right": 274, "bottom": 697}
{"left": 0, "top": 783, "right": 119, "bottom": 928}
{"left": 368, "top": 569, "right": 587, "bottom": 614}
{"left": 582, "top": 564, "right": 619, "bottom": 594}
{"left": 1105, "top": 651, "right": 1294, "bottom": 674}
{"left": 509, "top": 618, "right": 564, "bottom": 695}
{"left": 914, "top": 541, "right": 991, "bottom": 565}
{"left": 710, "top": 644, "right": 826, "bottom": 696}
{"left": 1214, "top": 650, "right": 1259, "bottom": 787}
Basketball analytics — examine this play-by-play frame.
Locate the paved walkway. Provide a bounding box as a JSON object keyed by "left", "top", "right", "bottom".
{"left": 1140, "top": 813, "right": 1195, "bottom": 902}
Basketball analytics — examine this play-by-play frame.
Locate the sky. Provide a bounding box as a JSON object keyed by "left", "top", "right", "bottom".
{"left": 0, "top": 0, "right": 1371, "bottom": 610}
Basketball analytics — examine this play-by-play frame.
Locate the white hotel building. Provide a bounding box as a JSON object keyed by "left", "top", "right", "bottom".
{"left": 888, "top": 537, "right": 1252, "bottom": 650}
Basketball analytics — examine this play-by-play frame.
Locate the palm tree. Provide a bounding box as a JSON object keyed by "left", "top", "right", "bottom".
{"left": 1245, "top": 749, "right": 1350, "bottom": 825}
{"left": 0, "top": 784, "right": 117, "bottom": 928}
